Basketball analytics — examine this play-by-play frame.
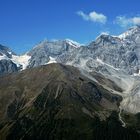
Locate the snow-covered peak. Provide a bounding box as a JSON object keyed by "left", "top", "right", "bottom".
{"left": 65, "top": 39, "right": 81, "bottom": 48}
{"left": 32, "top": 39, "right": 81, "bottom": 51}
{"left": 92, "top": 32, "right": 122, "bottom": 47}
{"left": 95, "top": 32, "right": 120, "bottom": 42}
{"left": 95, "top": 33, "right": 110, "bottom": 40}
{"left": 119, "top": 26, "right": 140, "bottom": 39}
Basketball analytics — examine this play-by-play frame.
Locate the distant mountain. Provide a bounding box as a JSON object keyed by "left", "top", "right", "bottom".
{"left": 27, "top": 39, "right": 80, "bottom": 68}
{"left": 88, "top": 26, "right": 140, "bottom": 75}
{"left": 23, "top": 26, "right": 140, "bottom": 76}
{"left": 119, "top": 25, "right": 140, "bottom": 42}
{"left": 0, "top": 64, "right": 140, "bottom": 140}
{"left": 63, "top": 26, "right": 140, "bottom": 75}
{"left": 0, "top": 43, "right": 32, "bottom": 74}
{"left": 1, "top": 26, "right": 140, "bottom": 76}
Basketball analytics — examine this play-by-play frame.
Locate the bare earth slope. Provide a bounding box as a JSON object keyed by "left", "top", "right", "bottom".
{"left": 0, "top": 64, "right": 140, "bottom": 140}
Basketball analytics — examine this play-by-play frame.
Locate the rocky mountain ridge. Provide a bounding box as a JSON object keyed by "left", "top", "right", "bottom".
{"left": 1, "top": 26, "right": 140, "bottom": 76}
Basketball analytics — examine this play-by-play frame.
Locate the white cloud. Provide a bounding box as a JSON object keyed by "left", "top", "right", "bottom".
{"left": 77, "top": 11, "right": 107, "bottom": 24}
{"left": 115, "top": 16, "right": 140, "bottom": 27}
{"left": 132, "top": 17, "right": 140, "bottom": 24}
{"left": 77, "top": 11, "right": 89, "bottom": 21}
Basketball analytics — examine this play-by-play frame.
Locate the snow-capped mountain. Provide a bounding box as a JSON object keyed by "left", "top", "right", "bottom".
{"left": 1, "top": 26, "right": 140, "bottom": 76}
{"left": 62, "top": 26, "right": 140, "bottom": 75}
{"left": 119, "top": 25, "right": 140, "bottom": 43}
{"left": 0, "top": 39, "right": 81, "bottom": 74}
{"left": 27, "top": 39, "right": 81, "bottom": 68}
{"left": 0, "top": 44, "right": 31, "bottom": 74}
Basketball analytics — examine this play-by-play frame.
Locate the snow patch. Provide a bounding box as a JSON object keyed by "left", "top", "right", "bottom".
{"left": 12, "top": 54, "right": 31, "bottom": 70}
{"left": 8, "top": 51, "right": 12, "bottom": 55}
{"left": 46, "top": 57, "right": 57, "bottom": 64}
{"left": 119, "top": 32, "right": 130, "bottom": 39}
{"left": 96, "top": 58, "right": 119, "bottom": 70}
{"left": 133, "top": 70, "right": 140, "bottom": 77}
{"left": 118, "top": 26, "right": 140, "bottom": 40}
{"left": 0, "top": 53, "right": 9, "bottom": 60}
{"left": 65, "top": 39, "right": 81, "bottom": 48}
{"left": 0, "top": 52, "right": 31, "bottom": 70}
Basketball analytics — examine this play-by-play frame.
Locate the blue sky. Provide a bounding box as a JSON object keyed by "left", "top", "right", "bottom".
{"left": 0, "top": 0, "right": 140, "bottom": 54}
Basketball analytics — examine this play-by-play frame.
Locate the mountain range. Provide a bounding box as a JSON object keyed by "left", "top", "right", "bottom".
{"left": 1, "top": 26, "right": 140, "bottom": 75}
{"left": 1, "top": 26, "right": 140, "bottom": 139}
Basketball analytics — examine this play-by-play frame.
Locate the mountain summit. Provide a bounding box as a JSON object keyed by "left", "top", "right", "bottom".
{"left": 119, "top": 25, "right": 140, "bottom": 41}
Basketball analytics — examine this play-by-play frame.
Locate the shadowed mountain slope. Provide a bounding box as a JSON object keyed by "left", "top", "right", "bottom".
{"left": 0, "top": 64, "right": 140, "bottom": 140}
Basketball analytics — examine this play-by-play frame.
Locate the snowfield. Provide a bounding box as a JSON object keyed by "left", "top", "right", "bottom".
{"left": 12, "top": 54, "right": 31, "bottom": 70}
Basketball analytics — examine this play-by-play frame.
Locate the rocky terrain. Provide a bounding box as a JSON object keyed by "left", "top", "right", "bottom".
{"left": 1, "top": 26, "right": 140, "bottom": 76}
{"left": 0, "top": 26, "right": 140, "bottom": 139}
{"left": 0, "top": 44, "right": 19, "bottom": 75}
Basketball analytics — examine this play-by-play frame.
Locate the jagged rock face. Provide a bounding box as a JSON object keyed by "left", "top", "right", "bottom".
{"left": 1, "top": 26, "right": 140, "bottom": 76}
{"left": 0, "top": 59, "right": 18, "bottom": 75}
{"left": 27, "top": 40, "right": 80, "bottom": 68}
{"left": 87, "top": 28, "right": 140, "bottom": 74}
{"left": 0, "top": 44, "right": 19, "bottom": 75}
{"left": 87, "top": 35, "right": 137, "bottom": 74}
{"left": 0, "top": 44, "right": 15, "bottom": 58}
{"left": 60, "top": 26, "right": 140, "bottom": 75}
{"left": 119, "top": 26, "right": 140, "bottom": 43}
{"left": 26, "top": 26, "right": 139, "bottom": 76}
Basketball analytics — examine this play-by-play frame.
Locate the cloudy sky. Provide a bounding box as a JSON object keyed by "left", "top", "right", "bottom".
{"left": 0, "top": 0, "right": 140, "bottom": 54}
